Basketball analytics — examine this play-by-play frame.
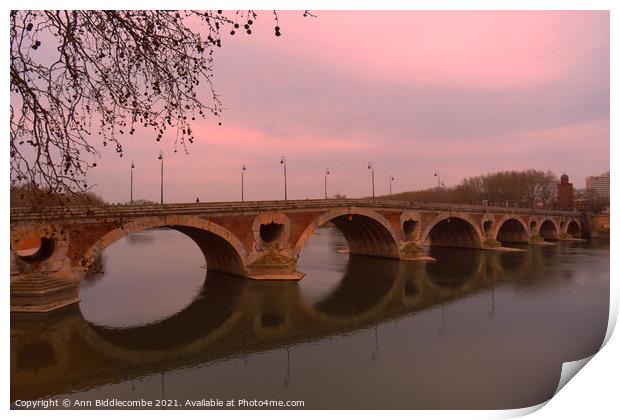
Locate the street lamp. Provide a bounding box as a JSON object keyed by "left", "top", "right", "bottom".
{"left": 280, "top": 156, "right": 287, "bottom": 201}
{"left": 158, "top": 152, "right": 164, "bottom": 205}
{"left": 130, "top": 161, "right": 135, "bottom": 205}
{"left": 368, "top": 162, "right": 375, "bottom": 199}
{"left": 324, "top": 168, "right": 330, "bottom": 199}
{"left": 434, "top": 170, "right": 444, "bottom": 203}
{"left": 389, "top": 175, "right": 395, "bottom": 197}
{"left": 241, "top": 163, "right": 246, "bottom": 202}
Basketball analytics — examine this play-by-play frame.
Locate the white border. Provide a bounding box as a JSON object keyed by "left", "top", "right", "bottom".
{"left": 3, "top": 1, "right": 617, "bottom": 419}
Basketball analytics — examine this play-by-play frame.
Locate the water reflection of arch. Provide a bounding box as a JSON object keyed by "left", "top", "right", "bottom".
{"left": 471, "top": 250, "right": 529, "bottom": 290}
{"left": 246, "top": 282, "right": 299, "bottom": 340}
{"left": 397, "top": 251, "right": 507, "bottom": 312}
{"left": 490, "top": 243, "right": 568, "bottom": 294}
{"left": 525, "top": 240, "right": 562, "bottom": 267}
{"left": 498, "top": 249, "right": 528, "bottom": 272}
{"left": 80, "top": 271, "right": 246, "bottom": 364}
{"left": 398, "top": 264, "right": 426, "bottom": 307}
{"left": 299, "top": 256, "right": 402, "bottom": 326}
{"left": 424, "top": 248, "right": 484, "bottom": 294}
{"left": 13, "top": 242, "right": 588, "bottom": 403}
{"left": 10, "top": 314, "right": 74, "bottom": 392}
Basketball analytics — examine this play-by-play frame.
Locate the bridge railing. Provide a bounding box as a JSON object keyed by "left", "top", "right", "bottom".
{"left": 10, "top": 198, "right": 580, "bottom": 222}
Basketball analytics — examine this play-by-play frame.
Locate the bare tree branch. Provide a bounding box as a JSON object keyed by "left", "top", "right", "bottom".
{"left": 10, "top": 10, "right": 299, "bottom": 207}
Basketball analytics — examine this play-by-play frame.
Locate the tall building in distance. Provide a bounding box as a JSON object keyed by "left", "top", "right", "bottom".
{"left": 557, "top": 173, "right": 574, "bottom": 211}
{"left": 586, "top": 171, "right": 610, "bottom": 199}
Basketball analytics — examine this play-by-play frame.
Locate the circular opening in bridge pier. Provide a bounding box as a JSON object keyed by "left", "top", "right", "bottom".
{"left": 530, "top": 221, "right": 537, "bottom": 231}
{"left": 403, "top": 219, "right": 418, "bottom": 240}
{"left": 260, "top": 222, "right": 284, "bottom": 243}
{"left": 14, "top": 236, "right": 55, "bottom": 262}
{"left": 560, "top": 221, "right": 566, "bottom": 230}
{"left": 483, "top": 221, "right": 494, "bottom": 236}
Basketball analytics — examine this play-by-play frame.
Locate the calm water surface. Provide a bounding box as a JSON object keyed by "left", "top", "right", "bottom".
{"left": 11, "top": 227, "right": 609, "bottom": 409}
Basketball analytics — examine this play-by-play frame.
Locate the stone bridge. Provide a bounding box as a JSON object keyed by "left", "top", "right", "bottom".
{"left": 10, "top": 199, "right": 583, "bottom": 312}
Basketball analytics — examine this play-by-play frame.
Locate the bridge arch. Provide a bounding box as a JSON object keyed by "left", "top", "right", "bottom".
{"left": 566, "top": 220, "right": 581, "bottom": 237}
{"left": 294, "top": 207, "right": 400, "bottom": 259}
{"left": 539, "top": 219, "right": 559, "bottom": 241}
{"left": 421, "top": 214, "right": 483, "bottom": 249}
{"left": 82, "top": 216, "right": 249, "bottom": 278}
{"left": 495, "top": 217, "right": 530, "bottom": 244}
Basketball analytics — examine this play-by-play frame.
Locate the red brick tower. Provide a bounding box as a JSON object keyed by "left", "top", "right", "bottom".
{"left": 557, "top": 173, "right": 574, "bottom": 211}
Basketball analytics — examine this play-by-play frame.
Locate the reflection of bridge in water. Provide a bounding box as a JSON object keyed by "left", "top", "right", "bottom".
{"left": 11, "top": 244, "right": 572, "bottom": 402}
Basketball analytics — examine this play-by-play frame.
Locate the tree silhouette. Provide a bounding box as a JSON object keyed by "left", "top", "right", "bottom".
{"left": 10, "top": 10, "right": 299, "bottom": 206}
{"left": 384, "top": 169, "right": 560, "bottom": 209}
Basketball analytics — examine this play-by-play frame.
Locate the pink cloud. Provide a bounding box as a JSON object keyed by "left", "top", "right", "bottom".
{"left": 235, "top": 11, "right": 606, "bottom": 89}
{"left": 189, "top": 123, "right": 373, "bottom": 154}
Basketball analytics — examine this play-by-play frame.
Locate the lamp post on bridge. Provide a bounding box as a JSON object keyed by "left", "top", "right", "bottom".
{"left": 130, "top": 161, "right": 135, "bottom": 205}
{"left": 324, "top": 168, "right": 330, "bottom": 199}
{"left": 368, "top": 162, "right": 375, "bottom": 199}
{"left": 389, "top": 174, "right": 395, "bottom": 197}
{"left": 158, "top": 152, "right": 164, "bottom": 205}
{"left": 434, "top": 170, "right": 444, "bottom": 203}
{"left": 241, "top": 163, "right": 246, "bottom": 202}
{"left": 280, "top": 156, "right": 287, "bottom": 201}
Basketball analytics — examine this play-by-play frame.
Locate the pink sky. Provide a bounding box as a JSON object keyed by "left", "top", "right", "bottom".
{"left": 87, "top": 11, "right": 609, "bottom": 203}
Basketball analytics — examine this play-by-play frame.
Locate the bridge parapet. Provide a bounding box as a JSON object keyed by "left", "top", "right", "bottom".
{"left": 10, "top": 198, "right": 580, "bottom": 222}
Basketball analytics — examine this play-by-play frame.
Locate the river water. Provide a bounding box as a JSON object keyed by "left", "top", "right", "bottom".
{"left": 10, "top": 227, "right": 609, "bottom": 409}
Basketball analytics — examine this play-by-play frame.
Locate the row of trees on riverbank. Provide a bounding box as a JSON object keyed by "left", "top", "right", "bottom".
{"left": 386, "top": 170, "right": 559, "bottom": 208}
{"left": 10, "top": 185, "right": 106, "bottom": 208}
